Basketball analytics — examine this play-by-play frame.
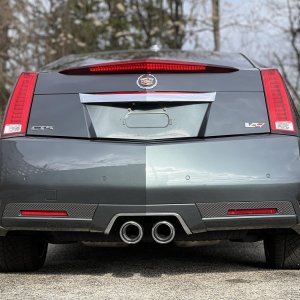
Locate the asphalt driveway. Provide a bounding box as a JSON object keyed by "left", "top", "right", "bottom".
{"left": 0, "top": 241, "right": 299, "bottom": 299}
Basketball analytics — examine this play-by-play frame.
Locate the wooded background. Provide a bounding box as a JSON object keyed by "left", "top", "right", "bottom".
{"left": 0, "top": 0, "right": 300, "bottom": 116}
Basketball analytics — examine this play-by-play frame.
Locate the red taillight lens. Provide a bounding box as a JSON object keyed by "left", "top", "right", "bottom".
{"left": 227, "top": 208, "right": 278, "bottom": 215}
{"left": 261, "top": 69, "right": 296, "bottom": 134}
{"left": 60, "top": 59, "right": 238, "bottom": 75}
{"left": 20, "top": 210, "right": 68, "bottom": 217}
{"left": 2, "top": 72, "right": 38, "bottom": 138}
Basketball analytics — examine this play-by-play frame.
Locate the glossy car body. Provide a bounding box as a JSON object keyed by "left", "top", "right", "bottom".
{"left": 1, "top": 50, "right": 300, "bottom": 270}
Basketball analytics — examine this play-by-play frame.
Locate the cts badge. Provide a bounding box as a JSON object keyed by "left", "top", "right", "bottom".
{"left": 245, "top": 122, "right": 265, "bottom": 128}
{"left": 31, "top": 125, "right": 54, "bottom": 131}
{"left": 137, "top": 74, "right": 157, "bottom": 89}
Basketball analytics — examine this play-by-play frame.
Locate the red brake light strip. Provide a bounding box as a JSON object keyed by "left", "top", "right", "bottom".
{"left": 60, "top": 59, "right": 238, "bottom": 75}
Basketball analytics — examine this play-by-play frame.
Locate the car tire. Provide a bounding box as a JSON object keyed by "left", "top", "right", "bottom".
{"left": 0, "top": 235, "right": 48, "bottom": 272}
{"left": 264, "top": 231, "right": 300, "bottom": 269}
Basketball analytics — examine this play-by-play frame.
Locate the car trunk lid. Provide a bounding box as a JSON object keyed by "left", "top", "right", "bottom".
{"left": 5, "top": 58, "right": 294, "bottom": 140}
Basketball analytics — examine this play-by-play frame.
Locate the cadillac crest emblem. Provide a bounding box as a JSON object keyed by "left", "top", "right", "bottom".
{"left": 136, "top": 74, "right": 158, "bottom": 89}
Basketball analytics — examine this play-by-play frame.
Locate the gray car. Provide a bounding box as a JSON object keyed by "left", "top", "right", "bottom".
{"left": 1, "top": 50, "right": 300, "bottom": 271}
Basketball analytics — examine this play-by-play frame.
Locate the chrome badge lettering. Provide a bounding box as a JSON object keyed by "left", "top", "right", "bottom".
{"left": 31, "top": 126, "right": 54, "bottom": 131}
{"left": 245, "top": 122, "right": 265, "bottom": 128}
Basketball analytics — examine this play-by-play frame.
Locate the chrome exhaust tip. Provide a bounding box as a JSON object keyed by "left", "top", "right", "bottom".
{"left": 119, "top": 221, "right": 143, "bottom": 244}
{"left": 152, "top": 221, "right": 176, "bottom": 244}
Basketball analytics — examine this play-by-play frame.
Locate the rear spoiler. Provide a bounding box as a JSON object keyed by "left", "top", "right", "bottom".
{"left": 60, "top": 59, "right": 239, "bottom": 75}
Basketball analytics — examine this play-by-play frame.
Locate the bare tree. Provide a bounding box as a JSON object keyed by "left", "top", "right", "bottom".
{"left": 129, "top": 0, "right": 186, "bottom": 49}
{"left": 211, "top": 0, "right": 220, "bottom": 51}
{"left": 186, "top": 0, "right": 222, "bottom": 51}
{"left": 0, "top": 0, "right": 13, "bottom": 110}
{"left": 166, "top": 0, "right": 185, "bottom": 49}
{"left": 271, "top": 0, "right": 300, "bottom": 108}
{"left": 103, "top": 0, "right": 132, "bottom": 50}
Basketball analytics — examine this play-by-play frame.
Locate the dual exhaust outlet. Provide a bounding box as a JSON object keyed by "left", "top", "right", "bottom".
{"left": 119, "top": 221, "right": 175, "bottom": 245}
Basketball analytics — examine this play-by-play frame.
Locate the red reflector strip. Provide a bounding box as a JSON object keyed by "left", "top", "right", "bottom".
{"left": 20, "top": 210, "right": 68, "bottom": 217}
{"left": 60, "top": 59, "right": 238, "bottom": 75}
{"left": 2, "top": 72, "right": 38, "bottom": 137}
{"left": 227, "top": 208, "right": 278, "bottom": 215}
{"left": 261, "top": 69, "right": 296, "bottom": 134}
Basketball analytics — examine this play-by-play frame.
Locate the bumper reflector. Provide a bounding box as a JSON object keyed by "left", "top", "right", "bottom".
{"left": 20, "top": 210, "right": 68, "bottom": 217}
{"left": 227, "top": 208, "right": 278, "bottom": 215}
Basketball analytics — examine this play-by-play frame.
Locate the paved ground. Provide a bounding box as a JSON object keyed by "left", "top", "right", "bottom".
{"left": 0, "top": 241, "right": 300, "bottom": 300}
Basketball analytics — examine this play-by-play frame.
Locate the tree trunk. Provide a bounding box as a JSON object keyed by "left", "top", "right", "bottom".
{"left": 211, "top": 0, "right": 220, "bottom": 51}
{"left": 0, "top": 0, "right": 11, "bottom": 113}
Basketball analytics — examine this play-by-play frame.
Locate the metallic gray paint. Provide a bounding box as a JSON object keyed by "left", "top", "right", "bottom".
{"left": 34, "top": 71, "right": 263, "bottom": 94}
{"left": 27, "top": 92, "right": 269, "bottom": 139}
{"left": 1, "top": 134, "right": 300, "bottom": 236}
{"left": 205, "top": 92, "right": 270, "bottom": 136}
{"left": 145, "top": 135, "right": 300, "bottom": 206}
{"left": 2, "top": 50, "right": 300, "bottom": 239}
{"left": 28, "top": 94, "right": 90, "bottom": 138}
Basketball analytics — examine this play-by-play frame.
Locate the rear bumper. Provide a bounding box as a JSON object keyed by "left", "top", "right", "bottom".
{"left": 0, "top": 135, "right": 300, "bottom": 236}
{"left": 0, "top": 202, "right": 298, "bottom": 236}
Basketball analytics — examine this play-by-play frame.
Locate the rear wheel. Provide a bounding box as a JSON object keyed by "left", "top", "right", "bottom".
{"left": 0, "top": 235, "right": 48, "bottom": 272}
{"left": 264, "top": 231, "right": 300, "bottom": 269}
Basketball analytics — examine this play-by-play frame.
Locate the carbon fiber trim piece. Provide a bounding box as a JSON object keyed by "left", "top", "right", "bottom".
{"left": 3, "top": 203, "right": 97, "bottom": 219}
{"left": 197, "top": 201, "right": 295, "bottom": 218}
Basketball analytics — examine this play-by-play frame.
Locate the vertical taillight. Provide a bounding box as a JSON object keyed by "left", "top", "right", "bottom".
{"left": 2, "top": 72, "right": 37, "bottom": 137}
{"left": 261, "top": 69, "right": 296, "bottom": 135}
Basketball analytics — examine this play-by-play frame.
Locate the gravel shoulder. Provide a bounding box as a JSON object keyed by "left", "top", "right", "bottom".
{"left": 0, "top": 241, "right": 300, "bottom": 300}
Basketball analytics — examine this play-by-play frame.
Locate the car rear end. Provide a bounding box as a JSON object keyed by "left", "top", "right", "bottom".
{"left": 1, "top": 51, "right": 300, "bottom": 271}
